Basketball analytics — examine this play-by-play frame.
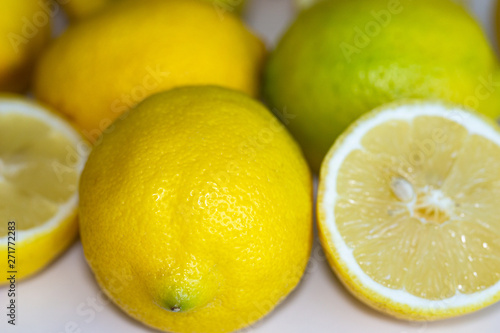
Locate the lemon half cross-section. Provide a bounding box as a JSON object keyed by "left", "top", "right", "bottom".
{"left": 0, "top": 96, "right": 87, "bottom": 283}
{"left": 318, "top": 102, "right": 500, "bottom": 320}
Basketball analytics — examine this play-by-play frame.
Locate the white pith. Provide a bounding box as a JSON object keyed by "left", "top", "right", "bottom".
{"left": 0, "top": 98, "right": 87, "bottom": 245}
{"left": 320, "top": 102, "right": 500, "bottom": 310}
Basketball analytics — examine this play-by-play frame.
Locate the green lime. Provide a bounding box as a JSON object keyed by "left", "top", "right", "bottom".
{"left": 264, "top": 0, "right": 500, "bottom": 171}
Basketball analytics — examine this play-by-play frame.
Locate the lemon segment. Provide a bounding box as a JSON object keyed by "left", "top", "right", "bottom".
{"left": 318, "top": 102, "right": 500, "bottom": 320}
{"left": 0, "top": 96, "right": 87, "bottom": 282}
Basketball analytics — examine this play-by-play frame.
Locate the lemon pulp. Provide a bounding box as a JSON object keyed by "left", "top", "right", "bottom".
{"left": 0, "top": 114, "right": 78, "bottom": 235}
{"left": 0, "top": 97, "right": 86, "bottom": 282}
{"left": 333, "top": 112, "right": 500, "bottom": 301}
{"left": 318, "top": 103, "right": 500, "bottom": 320}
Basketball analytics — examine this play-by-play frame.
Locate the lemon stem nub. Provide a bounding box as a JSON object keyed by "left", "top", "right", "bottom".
{"left": 390, "top": 177, "right": 414, "bottom": 202}
{"left": 170, "top": 306, "right": 181, "bottom": 313}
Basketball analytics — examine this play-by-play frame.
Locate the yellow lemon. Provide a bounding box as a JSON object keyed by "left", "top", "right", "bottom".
{"left": 58, "top": 0, "right": 110, "bottom": 20}
{"left": 0, "top": 0, "right": 52, "bottom": 92}
{"left": 264, "top": 0, "right": 500, "bottom": 172}
{"left": 79, "top": 86, "right": 313, "bottom": 333}
{"left": 35, "top": 0, "right": 264, "bottom": 141}
{"left": 59, "top": 0, "right": 247, "bottom": 21}
{"left": 318, "top": 101, "right": 500, "bottom": 320}
{"left": 0, "top": 95, "right": 87, "bottom": 283}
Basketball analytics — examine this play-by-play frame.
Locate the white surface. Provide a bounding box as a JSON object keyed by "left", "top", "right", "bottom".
{"left": 2, "top": 0, "right": 500, "bottom": 332}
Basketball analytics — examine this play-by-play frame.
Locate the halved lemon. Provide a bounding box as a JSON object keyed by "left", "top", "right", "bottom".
{"left": 318, "top": 101, "right": 500, "bottom": 320}
{"left": 0, "top": 96, "right": 87, "bottom": 283}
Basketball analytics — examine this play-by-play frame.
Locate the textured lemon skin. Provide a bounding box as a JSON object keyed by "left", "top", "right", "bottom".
{"left": 0, "top": 0, "right": 51, "bottom": 92}
{"left": 61, "top": 0, "right": 247, "bottom": 21}
{"left": 35, "top": 0, "right": 264, "bottom": 138}
{"left": 0, "top": 212, "right": 78, "bottom": 285}
{"left": 317, "top": 101, "right": 500, "bottom": 321}
{"left": 79, "top": 86, "right": 313, "bottom": 333}
{"left": 264, "top": 0, "right": 500, "bottom": 172}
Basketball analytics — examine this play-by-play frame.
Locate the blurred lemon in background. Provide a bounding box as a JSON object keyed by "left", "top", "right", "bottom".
{"left": 35, "top": 0, "right": 265, "bottom": 141}
{"left": 79, "top": 86, "right": 312, "bottom": 333}
{"left": 294, "top": 0, "right": 319, "bottom": 10}
{"left": 0, "top": 0, "right": 52, "bottom": 92}
{"left": 58, "top": 0, "right": 110, "bottom": 21}
{"left": 0, "top": 95, "right": 86, "bottom": 283}
{"left": 496, "top": 0, "right": 500, "bottom": 48}
{"left": 59, "top": 0, "right": 247, "bottom": 21}
{"left": 264, "top": 0, "right": 500, "bottom": 172}
{"left": 295, "top": 0, "right": 471, "bottom": 10}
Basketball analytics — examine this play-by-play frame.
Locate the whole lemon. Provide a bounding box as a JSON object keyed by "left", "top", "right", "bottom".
{"left": 264, "top": 0, "right": 500, "bottom": 172}
{"left": 0, "top": 0, "right": 52, "bottom": 92}
{"left": 79, "top": 86, "right": 313, "bottom": 333}
{"left": 35, "top": 0, "right": 264, "bottom": 141}
{"left": 59, "top": 0, "right": 247, "bottom": 21}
